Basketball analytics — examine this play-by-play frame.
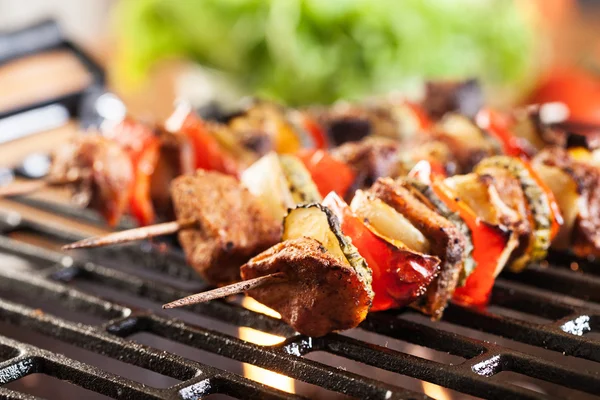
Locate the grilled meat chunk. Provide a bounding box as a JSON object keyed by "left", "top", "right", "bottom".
{"left": 171, "top": 171, "right": 281, "bottom": 284}
{"left": 150, "top": 128, "right": 195, "bottom": 220}
{"left": 533, "top": 147, "right": 600, "bottom": 258}
{"left": 431, "top": 114, "right": 501, "bottom": 173}
{"left": 241, "top": 237, "right": 373, "bottom": 337}
{"left": 48, "top": 136, "right": 134, "bottom": 226}
{"left": 369, "top": 178, "right": 466, "bottom": 319}
{"left": 331, "top": 137, "right": 405, "bottom": 193}
{"left": 422, "top": 79, "right": 483, "bottom": 120}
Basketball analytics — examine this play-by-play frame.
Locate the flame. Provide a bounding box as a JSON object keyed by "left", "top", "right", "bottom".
{"left": 239, "top": 297, "right": 295, "bottom": 394}
{"left": 422, "top": 381, "right": 452, "bottom": 400}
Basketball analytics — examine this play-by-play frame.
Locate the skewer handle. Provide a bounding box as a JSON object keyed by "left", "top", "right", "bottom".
{"left": 162, "top": 272, "right": 287, "bottom": 309}
{"left": 62, "top": 218, "right": 197, "bottom": 250}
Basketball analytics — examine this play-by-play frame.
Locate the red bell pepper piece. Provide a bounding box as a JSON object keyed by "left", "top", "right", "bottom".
{"left": 405, "top": 101, "right": 432, "bottom": 131}
{"left": 476, "top": 108, "right": 533, "bottom": 158}
{"left": 430, "top": 179, "right": 513, "bottom": 307}
{"left": 324, "top": 192, "right": 440, "bottom": 311}
{"left": 104, "top": 118, "right": 159, "bottom": 226}
{"left": 178, "top": 112, "right": 239, "bottom": 176}
{"left": 296, "top": 149, "right": 356, "bottom": 198}
{"left": 300, "top": 114, "right": 328, "bottom": 149}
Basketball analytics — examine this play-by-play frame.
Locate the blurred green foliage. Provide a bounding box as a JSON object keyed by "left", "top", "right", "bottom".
{"left": 115, "top": 0, "right": 537, "bottom": 105}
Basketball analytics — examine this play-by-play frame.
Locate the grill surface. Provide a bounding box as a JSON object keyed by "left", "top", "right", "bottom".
{"left": 0, "top": 200, "right": 599, "bottom": 400}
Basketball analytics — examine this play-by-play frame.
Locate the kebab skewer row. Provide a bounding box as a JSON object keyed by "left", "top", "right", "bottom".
{"left": 62, "top": 146, "right": 584, "bottom": 336}
{"left": 60, "top": 108, "right": 600, "bottom": 284}
{"left": 0, "top": 78, "right": 511, "bottom": 225}
{"left": 0, "top": 99, "right": 330, "bottom": 226}
{"left": 0, "top": 78, "right": 580, "bottom": 229}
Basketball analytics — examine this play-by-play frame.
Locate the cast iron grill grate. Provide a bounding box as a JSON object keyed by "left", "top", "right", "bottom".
{"left": 0, "top": 201, "right": 599, "bottom": 400}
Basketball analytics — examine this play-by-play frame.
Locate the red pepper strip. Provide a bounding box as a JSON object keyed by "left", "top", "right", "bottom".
{"left": 521, "top": 160, "right": 563, "bottom": 241}
{"left": 405, "top": 102, "right": 432, "bottom": 131}
{"left": 179, "top": 113, "right": 239, "bottom": 176}
{"left": 104, "top": 118, "right": 159, "bottom": 226}
{"left": 431, "top": 179, "right": 512, "bottom": 307}
{"left": 324, "top": 192, "right": 440, "bottom": 311}
{"left": 296, "top": 149, "right": 356, "bottom": 198}
{"left": 129, "top": 139, "right": 160, "bottom": 226}
{"left": 477, "top": 108, "right": 532, "bottom": 158}
{"left": 301, "top": 115, "right": 328, "bottom": 149}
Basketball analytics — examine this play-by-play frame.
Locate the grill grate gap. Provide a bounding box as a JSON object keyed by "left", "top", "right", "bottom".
{"left": 4, "top": 374, "right": 112, "bottom": 400}
{"left": 304, "top": 351, "right": 481, "bottom": 400}
{"left": 341, "top": 327, "right": 466, "bottom": 365}
{"left": 0, "top": 324, "right": 181, "bottom": 389}
{"left": 493, "top": 371, "right": 600, "bottom": 400}
{"left": 129, "top": 333, "right": 351, "bottom": 400}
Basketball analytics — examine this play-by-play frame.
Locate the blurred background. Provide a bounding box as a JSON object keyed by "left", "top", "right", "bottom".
{"left": 1, "top": 0, "right": 600, "bottom": 123}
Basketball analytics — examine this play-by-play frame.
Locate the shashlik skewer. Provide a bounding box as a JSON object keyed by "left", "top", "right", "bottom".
{"left": 0, "top": 79, "right": 584, "bottom": 229}
{"left": 61, "top": 145, "right": 580, "bottom": 336}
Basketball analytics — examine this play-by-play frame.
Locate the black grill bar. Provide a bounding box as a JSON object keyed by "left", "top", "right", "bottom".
{"left": 1, "top": 210, "right": 600, "bottom": 399}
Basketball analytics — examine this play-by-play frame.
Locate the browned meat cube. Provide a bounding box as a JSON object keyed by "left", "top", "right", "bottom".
{"left": 48, "top": 136, "right": 134, "bottom": 226}
{"left": 171, "top": 170, "right": 281, "bottom": 284}
{"left": 241, "top": 237, "right": 373, "bottom": 337}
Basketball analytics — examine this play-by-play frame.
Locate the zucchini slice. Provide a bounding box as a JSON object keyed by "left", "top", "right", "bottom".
{"left": 531, "top": 162, "right": 579, "bottom": 250}
{"left": 474, "top": 156, "right": 552, "bottom": 269}
{"left": 283, "top": 204, "right": 372, "bottom": 289}
{"left": 279, "top": 154, "right": 322, "bottom": 205}
{"left": 406, "top": 178, "right": 476, "bottom": 286}
{"left": 350, "top": 190, "right": 431, "bottom": 254}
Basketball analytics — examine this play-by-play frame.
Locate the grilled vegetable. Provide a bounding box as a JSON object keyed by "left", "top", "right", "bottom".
{"left": 324, "top": 192, "right": 440, "bottom": 311}
{"left": 241, "top": 153, "right": 321, "bottom": 220}
{"left": 474, "top": 156, "right": 559, "bottom": 271}
{"left": 405, "top": 177, "right": 475, "bottom": 286}
{"left": 368, "top": 178, "right": 466, "bottom": 319}
{"left": 241, "top": 203, "right": 373, "bottom": 337}
{"left": 279, "top": 154, "right": 322, "bottom": 204}
{"left": 432, "top": 176, "right": 518, "bottom": 306}
{"left": 533, "top": 147, "right": 600, "bottom": 258}
{"left": 296, "top": 149, "right": 356, "bottom": 198}
{"left": 166, "top": 104, "right": 239, "bottom": 175}
{"left": 350, "top": 190, "right": 430, "bottom": 254}
{"left": 282, "top": 204, "right": 367, "bottom": 275}
{"left": 476, "top": 108, "right": 535, "bottom": 158}
{"left": 103, "top": 117, "right": 161, "bottom": 226}
{"left": 532, "top": 162, "right": 578, "bottom": 250}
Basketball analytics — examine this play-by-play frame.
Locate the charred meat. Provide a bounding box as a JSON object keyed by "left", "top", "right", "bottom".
{"left": 171, "top": 170, "right": 281, "bottom": 284}
{"left": 48, "top": 136, "right": 134, "bottom": 226}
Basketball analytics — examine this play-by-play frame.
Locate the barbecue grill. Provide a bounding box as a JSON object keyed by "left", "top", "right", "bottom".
{"left": 0, "top": 194, "right": 598, "bottom": 400}
{"left": 1, "top": 20, "right": 600, "bottom": 400}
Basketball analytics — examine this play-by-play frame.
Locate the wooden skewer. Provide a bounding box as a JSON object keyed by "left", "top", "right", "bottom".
{"left": 62, "top": 218, "right": 198, "bottom": 250}
{"left": 0, "top": 176, "right": 81, "bottom": 198}
{"left": 162, "top": 272, "right": 287, "bottom": 309}
{"left": 0, "top": 180, "right": 49, "bottom": 197}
